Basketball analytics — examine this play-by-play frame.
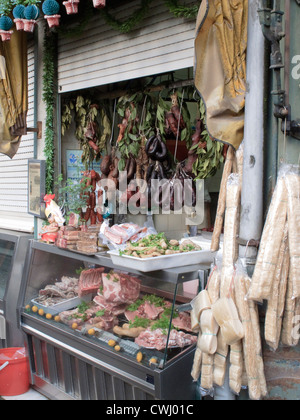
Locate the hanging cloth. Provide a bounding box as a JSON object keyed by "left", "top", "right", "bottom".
{"left": 194, "top": 0, "right": 248, "bottom": 150}
{"left": 0, "top": 30, "right": 28, "bottom": 158}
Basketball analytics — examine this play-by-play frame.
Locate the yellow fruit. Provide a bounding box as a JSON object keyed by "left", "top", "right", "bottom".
{"left": 54, "top": 315, "right": 60, "bottom": 322}
{"left": 149, "top": 357, "right": 158, "bottom": 365}
{"left": 32, "top": 306, "right": 38, "bottom": 313}
{"left": 108, "top": 339, "right": 116, "bottom": 347}
{"left": 88, "top": 329, "right": 95, "bottom": 336}
{"left": 25, "top": 305, "right": 30, "bottom": 311}
{"left": 71, "top": 323, "right": 78, "bottom": 330}
{"left": 38, "top": 309, "right": 45, "bottom": 316}
{"left": 114, "top": 345, "right": 121, "bottom": 352}
{"left": 46, "top": 313, "right": 52, "bottom": 320}
{"left": 136, "top": 351, "right": 143, "bottom": 363}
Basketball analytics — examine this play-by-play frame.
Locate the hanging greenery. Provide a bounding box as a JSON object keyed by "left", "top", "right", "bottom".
{"left": 116, "top": 92, "right": 156, "bottom": 170}
{"left": 42, "top": 28, "right": 57, "bottom": 194}
{"left": 191, "top": 98, "right": 225, "bottom": 179}
{"left": 99, "top": 0, "right": 152, "bottom": 34}
{"left": 99, "top": 0, "right": 200, "bottom": 34}
{"left": 61, "top": 95, "right": 112, "bottom": 168}
{"left": 0, "top": 0, "right": 14, "bottom": 16}
{"left": 164, "top": 0, "right": 199, "bottom": 19}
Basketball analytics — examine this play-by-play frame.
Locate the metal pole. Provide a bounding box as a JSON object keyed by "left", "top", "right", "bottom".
{"left": 239, "top": 0, "right": 266, "bottom": 269}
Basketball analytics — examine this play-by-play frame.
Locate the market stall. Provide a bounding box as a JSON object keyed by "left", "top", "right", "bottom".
{"left": 0, "top": 0, "right": 299, "bottom": 402}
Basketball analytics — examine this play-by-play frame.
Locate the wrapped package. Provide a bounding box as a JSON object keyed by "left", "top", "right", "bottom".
{"left": 212, "top": 297, "right": 244, "bottom": 345}
{"left": 200, "top": 353, "right": 214, "bottom": 391}
{"left": 207, "top": 263, "right": 221, "bottom": 305}
{"left": 220, "top": 174, "right": 241, "bottom": 298}
{"left": 248, "top": 175, "right": 288, "bottom": 301}
{"left": 199, "top": 309, "right": 219, "bottom": 354}
{"left": 191, "top": 289, "right": 212, "bottom": 323}
{"left": 213, "top": 332, "right": 228, "bottom": 386}
{"left": 265, "top": 224, "right": 289, "bottom": 350}
{"left": 284, "top": 169, "right": 300, "bottom": 299}
{"left": 191, "top": 333, "right": 202, "bottom": 382}
{"left": 190, "top": 309, "right": 201, "bottom": 333}
{"left": 234, "top": 265, "right": 261, "bottom": 400}
{"left": 229, "top": 340, "right": 243, "bottom": 395}
{"left": 235, "top": 143, "right": 244, "bottom": 187}
{"left": 198, "top": 262, "right": 222, "bottom": 392}
{"left": 282, "top": 270, "right": 298, "bottom": 347}
{"left": 211, "top": 146, "right": 236, "bottom": 252}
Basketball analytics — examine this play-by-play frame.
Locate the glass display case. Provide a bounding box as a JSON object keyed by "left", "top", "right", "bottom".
{"left": 0, "top": 238, "right": 15, "bottom": 302}
{"left": 20, "top": 240, "right": 211, "bottom": 400}
{"left": 0, "top": 229, "right": 33, "bottom": 348}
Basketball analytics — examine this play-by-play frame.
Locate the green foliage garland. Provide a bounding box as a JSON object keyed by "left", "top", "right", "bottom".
{"left": 99, "top": 0, "right": 200, "bottom": 34}
{"left": 42, "top": 28, "right": 57, "bottom": 194}
{"left": 99, "top": 0, "right": 153, "bottom": 34}
{"left": 164, "top": 0, "right": 200, "bottom": 19}
{"left": 191, "top": 98, "right": 224, "bottom": 179}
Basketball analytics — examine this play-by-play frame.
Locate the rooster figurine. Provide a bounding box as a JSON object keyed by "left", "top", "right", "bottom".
{"left": 40, "top": 194, "right": 65, "bottom": 243}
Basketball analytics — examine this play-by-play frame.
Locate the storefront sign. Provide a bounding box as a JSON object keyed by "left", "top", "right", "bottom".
{"left": 66, "top": 150, "right": 101, "bottom": 181}
{"left": 28, "top": 159, "right": 46, "bottom": 218}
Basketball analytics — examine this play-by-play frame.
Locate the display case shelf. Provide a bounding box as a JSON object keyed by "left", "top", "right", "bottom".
{"left": 20, "top": 240, "right": 211, "bottom": 400}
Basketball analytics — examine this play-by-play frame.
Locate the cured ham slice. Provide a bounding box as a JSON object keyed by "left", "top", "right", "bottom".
{"left": 135, "top": 328, "right": 197, "bottom": 350}
{"left": 102, "top": 271, "right": 141, "bottom": 304}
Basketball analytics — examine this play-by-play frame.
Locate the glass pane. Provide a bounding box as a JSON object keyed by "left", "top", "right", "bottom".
{"left": 0, "top": 239, "right": 15, "bottom": 300}
{"left": 23, "top": 248, "right": 197, "bottom": 370}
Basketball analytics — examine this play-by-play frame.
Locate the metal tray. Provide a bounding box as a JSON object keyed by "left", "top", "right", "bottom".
{"left": 107, "top": 247, "right": 215, "bottom": 272}
{"left": 31, "top": 293, "right": 92, "bottom": 315}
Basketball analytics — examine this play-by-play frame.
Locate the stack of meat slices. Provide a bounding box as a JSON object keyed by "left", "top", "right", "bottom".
{"left": 59, "top": 269, "right": 142, "bottom": 331}
{"left": 93, "top": 270, "right": 142, "bottom": 316}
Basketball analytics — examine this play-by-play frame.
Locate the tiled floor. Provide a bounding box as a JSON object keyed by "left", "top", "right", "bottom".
{"left": 1, "top": 387, "right": 48, "bottom": 400}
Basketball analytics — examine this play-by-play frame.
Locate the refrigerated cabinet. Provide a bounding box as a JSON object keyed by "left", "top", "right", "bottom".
{"left": 20, "top": 240, "right": 211, "bottom": 400}
{"left": 0, "top": 229, "right": 33, "bottom": 348}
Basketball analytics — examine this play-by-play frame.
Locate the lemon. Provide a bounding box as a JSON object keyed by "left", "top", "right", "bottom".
{"left": 46, "top": 313, "right": 52, "bottom": 320}
{"left": 32, "top": 306, "right": 38, "bottom": 313}
{"left": 72, "top": 323, "right": 78, "bottom": 330}
{"left": 54, "top": 315, "right": 60, "bottom": 322}
{"left": 114, "top": 345, "right": 121, "bottom": 352}
{"left": 136, "top": 351, "right": 143, "bottom": 363}
{"left": 108, "top": 339, "right": 116, "bottom": 347}
{"left": 38, "top": 309, "right": 45, "bottom": 316}
{"left": 88, "top": 329, "right": 95, "bottom": 336}
{"left": 25, "top": 304, "right": 30, "bottom": 311}
{"left": 149, "top": 357, "right": 158, "bottom": 365}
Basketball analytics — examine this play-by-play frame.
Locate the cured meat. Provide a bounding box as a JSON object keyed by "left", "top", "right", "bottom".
{"left": 38, "top": 276, "right": 79, "bottom": 301}
{"left": 172, "top": 312, "right": 192, "bottom": 332}
{"left": 59, "top": 303, "right": 117, "bottom": 331}
{"left": 93, "top": 294, "right": 128, "bottom": 316}
{"left": 78, "top": 267, "right": 105, "bottom": 297}
{"left": 124, "top": 300, "right": 170, "bottom": 322}
{"left": 87, "top": 313, "right": 118, "bottom": 330}
{"left": 135, "top": 328, "right": 197, "bottom": 351}
{"left": 102, "top": 271, "right": 141, "bottom": 304}
{"left": 59, "top": 308, "right": 86, "bottom": 328}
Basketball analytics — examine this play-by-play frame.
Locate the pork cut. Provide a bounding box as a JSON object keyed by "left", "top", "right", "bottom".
{"left": 78, "top": 267, "right": 105, "bottom": 297}
{"left": 124, "top": 301, "right": 167, "bottom": 322}
{"left": 135, "top": 328, "right": 197, "bottom": 350}
{"left": 87, "top": 313, "right": 118, "bottom": 330}
{"left": 102, "top": 271, "right": 141, "bottom": 304}
{"left": 171, "top": 312, "right": 192, "bottom": 332}
{"left": 93, "top": 293, "right": 128, "bottom": 316}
